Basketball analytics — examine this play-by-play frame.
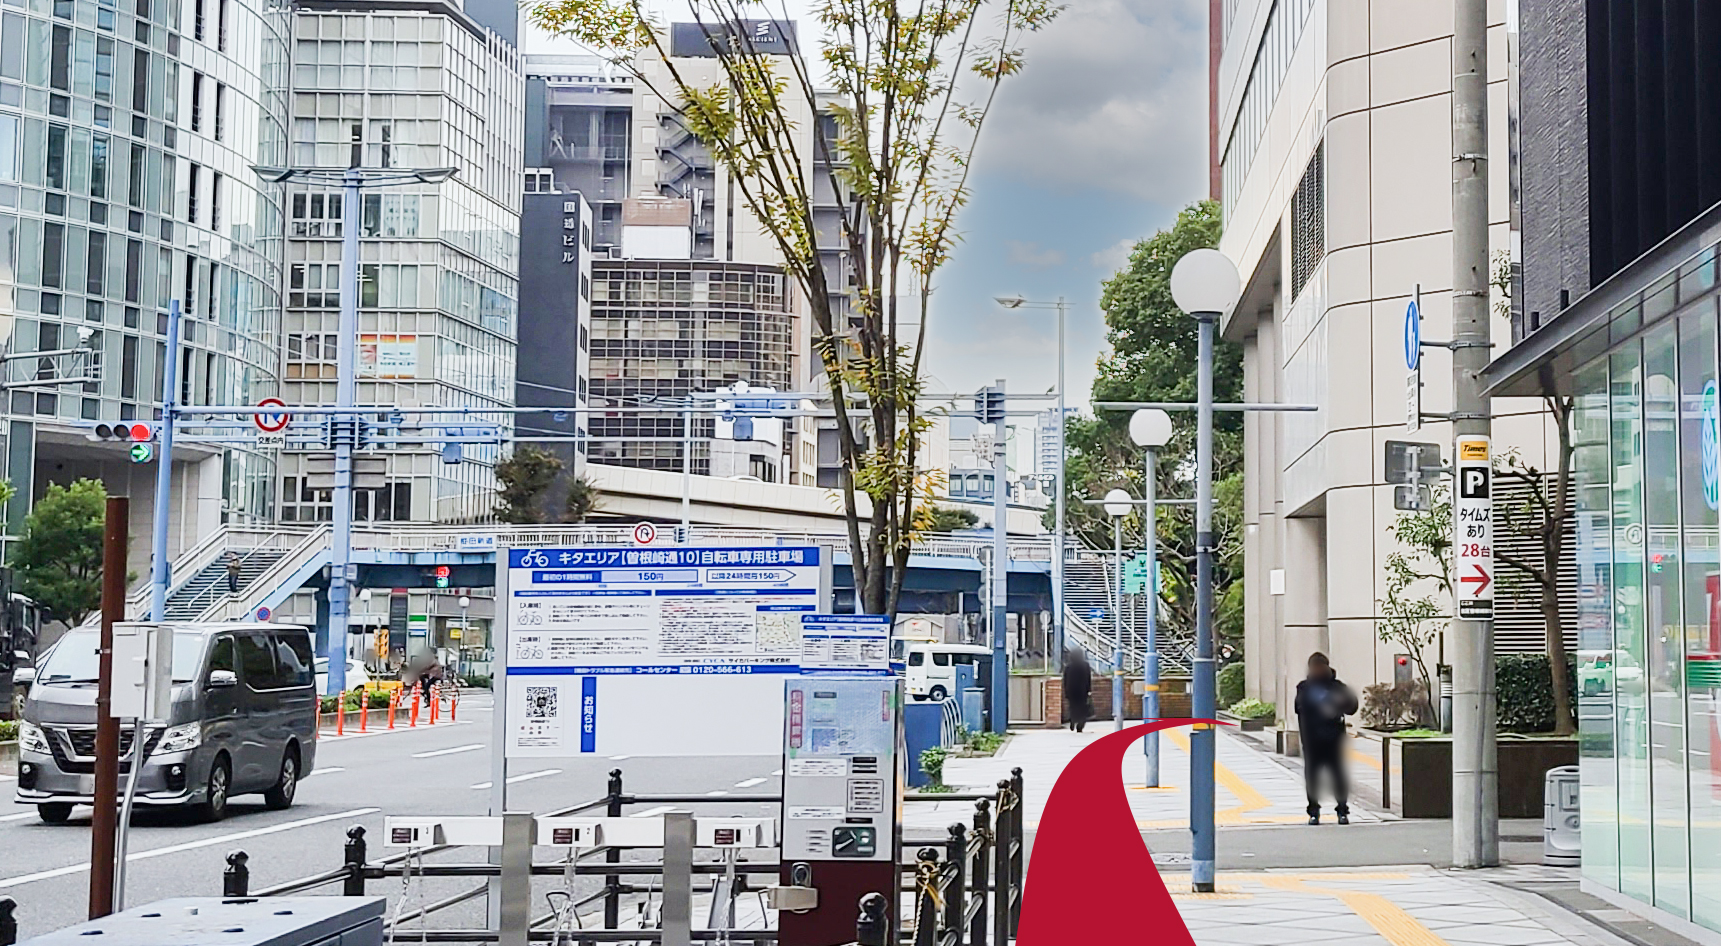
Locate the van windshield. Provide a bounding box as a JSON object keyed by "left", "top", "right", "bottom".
{"left": 38, "top": 630, "right": 206, "bottom": 684}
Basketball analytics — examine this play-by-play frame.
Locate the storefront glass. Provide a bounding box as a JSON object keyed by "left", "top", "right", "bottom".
{"left": 1611, "top": 343, "right": 1653, "bottom": 903}
{"left": 1678, "top": 306, "right": 1720, "bottom": 925}
{"left": 1575, "top": 359, "right": 1618, "bottom": 889}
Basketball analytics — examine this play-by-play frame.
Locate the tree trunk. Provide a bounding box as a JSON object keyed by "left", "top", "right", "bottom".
{"left": 1546, "top": 394, "right": 1577, "bottom": 736}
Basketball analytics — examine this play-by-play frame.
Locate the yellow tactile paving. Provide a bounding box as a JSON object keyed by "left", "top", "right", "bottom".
{"left": 1349, "top": 744, "right": 1383, "bottom": 770}
{"left": 1259, "top": 876, "right": 1452, "bottom": 946}
{"left": 1134, "top": 731, "right": 1282, "bottom": 828}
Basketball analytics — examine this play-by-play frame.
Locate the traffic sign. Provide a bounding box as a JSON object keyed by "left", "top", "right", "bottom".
{"left": 255, "top": 397, "right": 289, "bottom": 433}
{"left": 256, "top": 432, "right": 286, "bottom": 450}
{"left": 1405, "top": 291, "right": 1422, "bottom": 434}
{"left": 1403, "top": 298, "right": 1421, "bottom": 371}
{"left": 129, "top": 443, "right": 153, "bottom": 463}
{"left": 255, "top": 605, "right": 272, "bottom": 622}
{"left": 632, "top": 521, "right": 657, "bottom": 545}
{"left": 1454, "top": 436, "right": 1493, "bottom": 620}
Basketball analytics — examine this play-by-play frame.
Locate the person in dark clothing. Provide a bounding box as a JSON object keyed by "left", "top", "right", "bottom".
{"left": 1062, "top": 649, "right": 1093, "bottom": 733}
{"left": 1294, "top": 652, "right": 1358, "bottom": 824}
{"left": 226, "top": 552, "right": 243, "bottom": 594}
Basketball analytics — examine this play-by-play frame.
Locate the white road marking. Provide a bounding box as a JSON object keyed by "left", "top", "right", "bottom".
{"left": 609, "top": 755, "right": 631, "bottom": 761}
{"left": 770, "top": 770, "right": 783, "bottom": 777}
{"left": 706, "top": 790, "right": 728, "bottom": 797}
{"left": 0, "top": 812, "right": 37, "bottom": 822}
{"left": 412, "top": 744, "right": 484, "bottom": 759}
{"left": 469, "top": 769, "right": 562, "bottom": 790}
{"left": 630, "top": 805, "right": 679, "bottom": 819}
{"left": 303, "top": 767, "right": 346, "bottom": 777}
{"left": 734, "top": 778, "right": 768, "bottom": 789}
{"left": 0, "top": 807, "right": 381, "bottom": 890}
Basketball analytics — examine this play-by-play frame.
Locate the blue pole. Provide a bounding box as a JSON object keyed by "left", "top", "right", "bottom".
{"left": 1142, "top": 447, "right": 1159, "bottom": 786}
{"left": 324, "top": 170, "right": 362, "bottom": 695}
{"left": 1191, "top": 312, "right": 1217, "bottom": 892}
{"left": 149, "top": 300, "right": 182, "bottom": 623}
{"left": 1111, "top": 516, "right": 1123, "bottom": 732}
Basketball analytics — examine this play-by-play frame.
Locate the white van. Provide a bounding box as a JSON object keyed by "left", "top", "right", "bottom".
{"left": 896, "top": 640, "right": 989, "bottom": 702}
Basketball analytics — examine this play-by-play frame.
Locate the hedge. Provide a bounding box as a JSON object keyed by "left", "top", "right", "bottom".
{"left": 1217, "top": 661, "right": 1245, "bottom": 707}
{"left": 1496, "top": 653, "right": 1578, "bottom": 733}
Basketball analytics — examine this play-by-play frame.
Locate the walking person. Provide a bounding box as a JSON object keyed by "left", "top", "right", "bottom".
{"left": 226, "top": 552, "right": 243, "bottom": 595}
{"left": 1062, "top": 648, "right": 1093, "bottom": 733}
{"left": 1295, "top": 652, "right": 1357, "bottom": 824}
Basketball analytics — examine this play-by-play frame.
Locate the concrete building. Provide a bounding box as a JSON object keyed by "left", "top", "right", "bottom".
{"left": 275, "top": 0, "right": 523, "bottom": 525}
{"left": 1488, "top": 0, "right": 1721, "bottom": 933}
{"left": 1217, "top": 0, "right": 1554, "bottom": 714}
{"left": 0, "top": 0, "right": 292, "bottom": 578}
{"left": 512, "top": 189, "right": 590, "bottom": 497}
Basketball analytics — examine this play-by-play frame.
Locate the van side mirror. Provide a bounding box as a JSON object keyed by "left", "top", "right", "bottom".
{"left": 206, "top": 669, "right": 238, "bottom": 689}
{"left": 13, "top": 666, "right": 33, "bottom": 685}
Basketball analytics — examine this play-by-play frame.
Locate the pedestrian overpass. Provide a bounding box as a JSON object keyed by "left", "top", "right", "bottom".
{"left": 117, "top": 522, "right": 1191, "bottom": 673}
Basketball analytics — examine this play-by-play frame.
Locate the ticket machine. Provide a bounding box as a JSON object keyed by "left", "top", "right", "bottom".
{"left": 776, "top": 675, "right": 903, "bottom": 946}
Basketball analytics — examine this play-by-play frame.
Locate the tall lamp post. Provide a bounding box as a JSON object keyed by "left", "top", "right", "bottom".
{"left": 1101, "top": 489, "right": 1132, "bottom": 731}
{"left": 1129, "top": 408, "right": 1173, "bottom": 786}
{"left": 458, "top": 594, "right": 472, "bottom": 680}
{"left": 995, "top": 296, "right": 1066, "bottom": 664}
{"left": 1168, "top": 247, "right": 1241, "bottom": 893}
{"left": 253, "top": 165, "right": 458, "bottom": 695}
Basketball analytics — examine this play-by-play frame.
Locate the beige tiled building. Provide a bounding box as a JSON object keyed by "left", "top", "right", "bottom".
{"left": 1216, "top": 0, "right": 1553, "bottom": 712}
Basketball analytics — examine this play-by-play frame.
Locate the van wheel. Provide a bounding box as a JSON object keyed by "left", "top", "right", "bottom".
{"left": 264, "top": 748, "right": 298, "bottom": 811}
{"left": 37, "top": 803, "right": 73, "bottom": 824}
{"left": 199, "top": 756, "right": 231, "bottom": 823}
{"left": 929, "top": 686, "right": 949, "bottom": 702}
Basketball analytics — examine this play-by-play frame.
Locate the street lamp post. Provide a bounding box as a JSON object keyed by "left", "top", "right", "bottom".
{"left": 995, "top": 296, "right": 1067, "bottom": 666}
{"left": 458, "top": 594, "right": 471, "bottom": 679}
{"left": 1102, "top": 489, "right": 1132, "bottom": 732}
{"left": 1169, "top": 248, "right": 1241, "bottom": 893}
{"left": 1130, "top": 408, "right": 1173, "bottom": 786}
{"left": 252, "top": 165, "right": 457, "bottom": 695}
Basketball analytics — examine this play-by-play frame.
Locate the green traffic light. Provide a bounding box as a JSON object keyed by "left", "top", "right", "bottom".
{"left": 129, "top": 443, "right": 153, "bottom": 463}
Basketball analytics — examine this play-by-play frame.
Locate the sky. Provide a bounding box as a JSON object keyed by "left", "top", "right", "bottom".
{"left": 522, "top": 0, "right": 1212, "bottom": 409}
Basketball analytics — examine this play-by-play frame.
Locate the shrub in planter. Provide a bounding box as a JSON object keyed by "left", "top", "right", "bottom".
{"left": 1360, "top": 681, "right": 1436, "bottom": 730}
{"left": 1496, "top": 653, "right": 1577, "bottom": 733}
{"left": 1217, "top": 661, "right": 1245, "bottom": 708}
{"left": 1227, "top": 698, "right": 1274, "bottom": 719}
{"left": 0, "top": 719, "right": 15, "bottom": 741}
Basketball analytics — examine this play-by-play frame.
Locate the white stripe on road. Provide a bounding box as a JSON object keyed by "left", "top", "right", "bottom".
{"left": 770, "top": 770, "right": 783, "bottom": 777}
{"left": 469, "top": 769, "right": 562, "bottom": 790}
{"left": 609, "top": 755, "right": 631, "bottom": 761}
{"left": 0, "top": 812, "right": 36, "bottom": 822}
{"left": 412, "top": 744, "right": 484, "bottom": 759}
{"left": 734, "top": 778, "right": 768, "bottom": 789}
{"left": 706, "top": 790, "right": 728, "bottom": 797}
{"left": 0, "top": 807, "right": 381, "bottom": 890}
{"left": 630, "top": 806, "right": 679, "bottom": 819}
{"left": 303, "top": 767, "right": 346, "bottom": 778}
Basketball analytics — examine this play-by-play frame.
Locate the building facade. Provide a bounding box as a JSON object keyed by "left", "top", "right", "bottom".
{"left": 277, "top": 0, "right": 523, "bottom": 525}
{"left": 0, "top": 0, "right": 290, "bottom": 577}
{"left": 1492, "top": 0, "right": 1721, "bottom": 934}
{"left": 513, "top": 189, "right": 589, "bottom": 494}
{"left": 1216, "top": 0, "right": 1553, "bottom": 713}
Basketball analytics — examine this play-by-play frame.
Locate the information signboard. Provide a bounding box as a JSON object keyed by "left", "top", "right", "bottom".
{"left": 799, "top": 614, "right": 891, "bottom": 675}
{"left": 502, "top": 545, "right": 827, "bottom": 757}
{"left": 1454, "top": 437, "right": 1494, "bottom": 620}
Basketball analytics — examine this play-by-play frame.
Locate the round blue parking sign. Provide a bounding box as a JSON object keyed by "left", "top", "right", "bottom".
{"left": 255, "top": 606, "right": 272, "bottom": 622}
{"left": 1404, "top": 299, "right": 1421, "bottom": 371}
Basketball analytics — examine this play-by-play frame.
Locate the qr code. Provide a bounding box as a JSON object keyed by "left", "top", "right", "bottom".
{"left": 526, "top": 686, "right": 558, "bottom": 719}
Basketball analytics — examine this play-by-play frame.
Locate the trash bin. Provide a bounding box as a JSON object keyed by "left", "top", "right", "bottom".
{"left": 961, "top": 687, "right": 985, "bottom": 733}
{"left": 903, "top": 701, "right": 946, "bottom": 788}
{"left": 1543, "top": 764, "right": 1580, "bottom": 866}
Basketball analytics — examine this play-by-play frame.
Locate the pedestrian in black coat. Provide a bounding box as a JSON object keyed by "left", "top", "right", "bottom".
{"left": 1062, "top": 649, "right": 1093, "bottom": 733}
{"left": 1294, "top": 652, "right": 1358, "bottom": 824}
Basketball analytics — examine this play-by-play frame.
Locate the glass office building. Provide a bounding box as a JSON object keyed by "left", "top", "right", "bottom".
{"left": 1491, "top": 201, "right": 1721, "bottom": 932}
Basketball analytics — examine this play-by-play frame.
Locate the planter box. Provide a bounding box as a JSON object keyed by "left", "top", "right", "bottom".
{"left": 0, "top": 739, "right": 15, "bottom": 772}
{"left": 1217, "top": 711, "right": 1271, "bottom": 732}
{"left": 1398, "top": 735, "right": 1577, "bottom": 818}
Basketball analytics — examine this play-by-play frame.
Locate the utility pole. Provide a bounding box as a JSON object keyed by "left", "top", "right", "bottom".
{"left": 1450, "top": 0, "right": 1497, "bottom": 868}
{"left": 988, "top": 381, "right": 1009, "bottom": 734}
{"left": 89, "top": 496, "right": 128, "bottom": 919}
{"left": 149, "top": 301, "right": 182, "bottom": 623}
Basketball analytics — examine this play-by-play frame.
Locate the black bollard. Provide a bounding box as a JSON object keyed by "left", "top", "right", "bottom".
{"left": 224, "top": 851, "right": 250, "bottom": 898}
{"left": 343, "top": 825, "right": 367, "bottom": 896}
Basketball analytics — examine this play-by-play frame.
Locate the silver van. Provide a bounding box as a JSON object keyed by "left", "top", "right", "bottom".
{"left": 15, "top": 622, "right": 318, "bottom": 823}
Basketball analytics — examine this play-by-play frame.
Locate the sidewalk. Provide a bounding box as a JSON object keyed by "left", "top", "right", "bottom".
{"left": 905, "top": 724, "right": 1380, "bottom": 832}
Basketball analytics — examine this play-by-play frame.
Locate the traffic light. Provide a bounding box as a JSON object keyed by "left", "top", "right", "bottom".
{"left": 976, "top": 385, "right": 1005, "bottom": 425}
{"left": 430, "top": 565, "right": 451, "bottom": 589}
{"left": 87, "top": 422, "right": 159, "bottom": 463}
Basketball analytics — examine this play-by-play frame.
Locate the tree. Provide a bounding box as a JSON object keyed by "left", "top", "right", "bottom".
{"left": 1059, "top": 200, "right": 1243, "bottom": 650}
{"left": 922, "top": 507, "right": 979, "bottom": 533}
{"left": 563, "top": 475, "right": 600, "bottom": 524}
{"left": 1487, "top": 251, "right": 1578, "bottom": 735}
{"left": 494, "top": 447, "right": 563, "bottom": 524}
{"left": 1380, "top": 484, "right": 1452, "bottom": 724}
{"left": 525, "top": 0, "right": 1059, "bottom": 616}
{"left": 13, "top": 479, "right": 109, "bottom": 623}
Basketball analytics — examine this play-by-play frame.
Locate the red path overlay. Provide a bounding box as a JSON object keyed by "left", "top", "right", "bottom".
{"left": 1016, "top": 720, "right": 1217, "bottom": 945}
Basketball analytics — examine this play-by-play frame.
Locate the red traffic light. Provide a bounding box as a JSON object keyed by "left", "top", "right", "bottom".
{"left": 433, "top": 565, "right": 451, "bottom": 578}
{"left": 129, "top": 423, "right": 153, "bottom": 441}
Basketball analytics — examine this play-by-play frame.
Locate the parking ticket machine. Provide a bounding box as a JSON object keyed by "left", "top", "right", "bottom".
{"left": 777, "top": 675, "right": 903, "bottom": 946}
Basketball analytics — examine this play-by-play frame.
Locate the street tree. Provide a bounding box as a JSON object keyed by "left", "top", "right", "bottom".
{"left": 524, "top": 0, "right": 1059, "bottom": 615}
{"left": 922, "top": 506, "right": 979, "bottom": 533}
{"left": 13, "top": 478, "right": 111, "bottom": 624}
{"left": 494, "top": 446, "right": 563, "bottom": 524}
{"left": 1060, "top": 200, "right": 1243, "bottom": 652}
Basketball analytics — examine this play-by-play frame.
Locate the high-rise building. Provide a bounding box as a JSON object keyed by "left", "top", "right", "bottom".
{"left": 1216, "top": 2, "right": 1547, "bottom": 714}
{"left": 276, "top": 0, "right": 523, "bottom": 525}
{"left": 522, "top": 30, "right": 830, "bottom": 487}
{"left": 0, "top": 0, "right": 291, "bottom": 576}
{"left": 513, "top": 189, "right": 589, "bottom": 492}
{"left": 1035, "top": 408, "right": 1066, "bottom": 478}
{"left": 1490, "top": 0, "right": 1721, "bottom": 930}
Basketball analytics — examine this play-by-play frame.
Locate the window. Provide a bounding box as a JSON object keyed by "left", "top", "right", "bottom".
{"left": 290, "top": 191, "right": 342, "bottom": 236}
{"left": 190, "top": 71, "right": 202, "bottom": 132}
{"left": 1220, "top": 0, "right": 1318, "bottom": 212}
{"left": 216, "top": 0, "right": 227, "bottom": 51}
{"left": 1289, "top": 142, "right": 1324, "bottom": 300}
{"left": 130, "top": 48, "right": 147, "bottom": 113}
{"left": 908, "top": 651, "right": 925, "bottom": 667}
{"left": 94, "top": 38, "right": 112, "bottom": 102}
{"left": 41, "top": 222, "right": 62, "bottom": 288}
{"left": 86, "top": 231, "right": 105, "bottom": 295}
{"left": 271, "top": 633, "right": 314, "bottom": 687}
{"left": 213, "top": 82, "right": 225, "bottom": 140}
{"left": 209, "top": 172, "right": 221, "bottom": 231}
{"left": 187, "top": 163, "right": 199, "bottom": 224}
{"left": 288, "top": 265, "right": 340, "bottom": 308}
{"left": 45, "top": 124, "right": 65, "bottom": 190}
{"left": 932, "top": 652, "right": 952, "bottom": 667}
{"left": 285, "top": 332, "right": 337, "bottom": 378}
{"left": 91, "top": 134, "right": 108, "bottom": 198}
{"left": 49, "top": 25, "right": 68, "bottom": 91}
{"left": 120, "top": 333, "right": 136, "bottom": 397}
{"left": 236, "top": 634, "right": 276, "bottom": 690}
{"left": 207, "top": 636, "right": 234, "bottom": 675}
{"left": 193, "top": 0, "right": 204, "bottom": 41}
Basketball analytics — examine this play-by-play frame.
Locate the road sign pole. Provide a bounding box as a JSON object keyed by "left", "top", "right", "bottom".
{"left": 149, "top": 300, "right": 182, "bottom": 623}
{"left": 1142, "top": 446, "right": 1160, "bottom": 786}
{"left": 1406, "top": 286, "right": 1422, "bottom": 434}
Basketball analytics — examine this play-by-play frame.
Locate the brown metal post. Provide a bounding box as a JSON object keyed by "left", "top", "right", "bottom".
{"left": 89, "top": 495, "right": 128, "bottom": 919}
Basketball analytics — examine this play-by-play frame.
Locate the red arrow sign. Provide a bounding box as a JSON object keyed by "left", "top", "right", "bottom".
{"left": 1461, "top": 564, "right": 1492, "bottom": 596}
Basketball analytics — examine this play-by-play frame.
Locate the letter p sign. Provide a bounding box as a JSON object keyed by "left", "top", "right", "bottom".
{"left": 1459, "top": 467, "right": 1489, "bottom": 500}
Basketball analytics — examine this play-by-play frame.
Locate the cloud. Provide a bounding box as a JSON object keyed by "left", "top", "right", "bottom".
{"left": 973, "top": 0, "right": 1209, "bottom": 204}
{"left": 1090, "top": 237, "right": 1138, "bottom": 271}
{"left": 1006, "top": 241, "right": 1067, "bottom": 270}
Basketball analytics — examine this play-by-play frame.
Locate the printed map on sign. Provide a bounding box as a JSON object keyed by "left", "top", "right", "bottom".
{"left": 505, "top": 546, "right": 823, "bottom": 672}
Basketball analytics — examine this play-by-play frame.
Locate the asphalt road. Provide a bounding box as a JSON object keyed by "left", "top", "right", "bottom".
{"left": 0, "top": 692, "right": 787, "bottom": 939}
